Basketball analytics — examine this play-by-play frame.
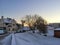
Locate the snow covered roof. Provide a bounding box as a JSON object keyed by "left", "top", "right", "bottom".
{"left": 3, "top": 18, "right": 17, "bottom": 24}
{"left": 4, "top": 18, "right": 12, "bottom": 23}
{"left": 0, "top": 16, "right": 17, "bottom": 24}
{"left": 54, "top": 28, "right": 60, "bottom": 30}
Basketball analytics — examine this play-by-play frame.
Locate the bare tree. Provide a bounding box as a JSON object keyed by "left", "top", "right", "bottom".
{"left": 21, "top": 20, "right": 25, "bottom": 28}
{"left": 24, "top": 15, "right": 39, "bottom": 29}
{"left": 23, "top": 14, "right": 47, "bottom": 34}
{"left": 25, "top": 15, "right": 32, "bottom": 28}
{"left": 35, "top": 16, "right": 47, "bottom": 35}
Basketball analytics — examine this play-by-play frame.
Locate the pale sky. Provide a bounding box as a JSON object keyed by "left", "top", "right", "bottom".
{"left": 0, "top": 0, "right": 60, "bottom": 23}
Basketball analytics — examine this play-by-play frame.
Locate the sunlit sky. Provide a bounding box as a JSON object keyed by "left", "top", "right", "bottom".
{"left": 0, "top": 0, "right": 60, "bottom": 23}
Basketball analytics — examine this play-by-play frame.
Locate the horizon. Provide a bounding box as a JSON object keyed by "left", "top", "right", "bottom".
{"left": 0, "top": 0, "right": 60, "bottom": 23}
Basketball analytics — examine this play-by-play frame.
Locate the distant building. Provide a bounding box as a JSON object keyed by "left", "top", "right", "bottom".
{"left": 0, "top": 16, "right": 18, "bottom": 32}
{"left": 49, "top": 23, "right": 60, "bottom": 28}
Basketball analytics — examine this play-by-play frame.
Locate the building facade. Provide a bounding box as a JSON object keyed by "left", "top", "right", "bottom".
{"left": 0, "top": 16, "right": 18, "bottom": 32}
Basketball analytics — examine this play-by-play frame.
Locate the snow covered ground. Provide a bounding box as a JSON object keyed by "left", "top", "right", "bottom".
{"left": 47, "top": 30, "right": 54, "bottom": 36}
{"left": 1, "top": 34, "right": 12, "bottom": 45}
{"left": 1, "top": 31, "right": 60, "bottom": 45}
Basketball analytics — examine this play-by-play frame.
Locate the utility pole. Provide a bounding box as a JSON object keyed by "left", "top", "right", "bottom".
{"left": 0, "top": 0, "right": 5, "bottom": 29}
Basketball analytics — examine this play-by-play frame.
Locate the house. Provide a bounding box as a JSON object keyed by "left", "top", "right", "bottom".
{"left": 0, "top": 16, "right": 18, "bottom": 32}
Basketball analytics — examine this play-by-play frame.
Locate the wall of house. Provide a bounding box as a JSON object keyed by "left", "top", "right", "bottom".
{"left": 0, "top": 16, "right": 18, "bottom": 32}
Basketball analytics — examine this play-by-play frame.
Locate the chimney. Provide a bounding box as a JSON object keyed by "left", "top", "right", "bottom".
{"left": 1, "top": 16, "right": 4, "bottom": 19}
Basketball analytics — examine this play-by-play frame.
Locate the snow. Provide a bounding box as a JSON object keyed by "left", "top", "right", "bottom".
{"left": 47, "top": 26, "right": 54, "bottom": 30}
{"left": 22, "top": 26, "right": 30, "bottom": 31}
{"left": 2, "top": 34, "right": 12, "bottom": 45}
{"left": 47, "top": 30, "right": 54, "bottom": 36}
{"left": 11, "top": 34, "right": 16, "bottom": 45}
{"left": 14, "top": 32, "right": 60, "bottom": 45}
{"left": 34, "top": 30, "right": 39, "bottom": 33}
{"left": 1, "top": 31, "right": 60, "bottom": 45}
{"left": 4, "top": 18, "right": 12, "bottom": 23}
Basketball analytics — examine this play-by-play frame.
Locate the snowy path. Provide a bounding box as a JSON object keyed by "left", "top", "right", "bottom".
{"left": 1, "top": 32, "right": 60, "bottom": 45}
{"left": 15, "top": 32, "right": 60, "bottom": 45}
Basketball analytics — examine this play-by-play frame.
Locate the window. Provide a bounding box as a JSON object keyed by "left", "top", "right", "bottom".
{"left": 5, "top": 23, "right": 9, "bottom": 25}
{"left": 8, "top": 25, "right": 12, "bottom": 27}
{"left": 13, "top": 24, "right": 15, "bottom": 26}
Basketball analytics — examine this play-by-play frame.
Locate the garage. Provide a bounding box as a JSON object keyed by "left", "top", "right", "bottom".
{"left": 54, "top": 28, "right": 60, "bottom": 38}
